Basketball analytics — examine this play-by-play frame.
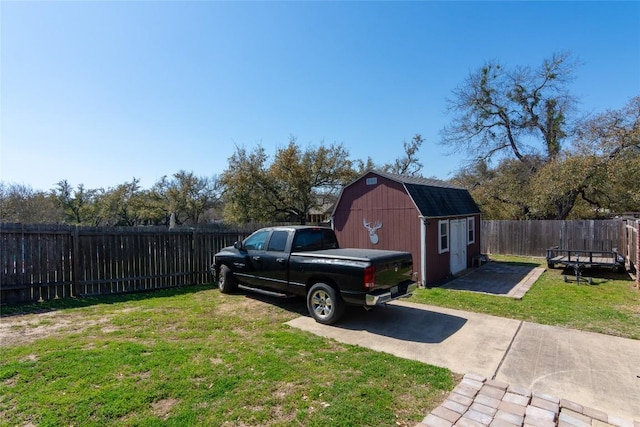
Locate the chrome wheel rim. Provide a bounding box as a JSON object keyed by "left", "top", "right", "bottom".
{"left": 311, "top": 289, "right": 333, "bottom": 320}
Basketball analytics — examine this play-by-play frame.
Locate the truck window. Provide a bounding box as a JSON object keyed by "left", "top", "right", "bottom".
{"left": 292, "top": 228, "right": 339, "bottom": 251}
{"left": 267, "top": 230, "right": 288, "bottom": 252}
{"left": 244, "top": 230, "right": 269, "bottom": 251}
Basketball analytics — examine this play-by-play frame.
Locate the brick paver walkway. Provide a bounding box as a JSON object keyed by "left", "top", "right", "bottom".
{"left": 416, "top": 374, "right": 639, "bottom": 427}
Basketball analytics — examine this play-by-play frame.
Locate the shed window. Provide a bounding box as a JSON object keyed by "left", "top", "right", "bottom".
{"left": 366, "top": 177, "right": 378, "bottom": 185}
{"left": 438, "top": 220, "right": 449, "bottom": 254}
{"left": 467, "top": 217, "right": 475, "bottom": 244}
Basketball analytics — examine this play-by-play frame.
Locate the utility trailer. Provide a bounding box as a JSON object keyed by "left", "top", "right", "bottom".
{"left": 546, "top": 247, "right": 625, "bottom": 283}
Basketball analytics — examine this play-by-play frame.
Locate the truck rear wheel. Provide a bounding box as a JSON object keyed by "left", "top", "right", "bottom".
{"left": 307, "top": 282, "right": 344, "bottom": 325}
{"left": 218, "top": 265, "right": 237, "bottom": 294}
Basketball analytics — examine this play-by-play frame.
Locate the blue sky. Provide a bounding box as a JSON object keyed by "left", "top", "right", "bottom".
{"left": 2, "top": 1, "right": 639, "bottom": 192}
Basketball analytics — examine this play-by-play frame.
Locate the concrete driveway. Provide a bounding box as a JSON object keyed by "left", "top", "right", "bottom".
{"left": 286, "top": 300, "right": 640, "bottom": 422}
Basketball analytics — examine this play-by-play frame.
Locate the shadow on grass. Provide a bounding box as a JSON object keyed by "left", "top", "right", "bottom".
{"left": 556, "top": 266, "right": 634, "bottom": 285}
{"left": 0, "top": 284, "right": 216, "bottom": 317}
{"left": 241, "top": 291, "right": 309, "bottom": 318}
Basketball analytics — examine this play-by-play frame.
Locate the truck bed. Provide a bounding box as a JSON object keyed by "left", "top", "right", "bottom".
{"left": 293, "top": 248, "right": 410, "bottom": 262}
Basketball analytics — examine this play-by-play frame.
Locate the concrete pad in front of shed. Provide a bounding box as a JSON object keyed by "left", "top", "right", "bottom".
{"left": 442, "top": 262, "right": 544, "bottom": 298}
{"left": 286, "top": 300, "right": 521, "bottom": 378}
{"left": 495, "top": 322, "right": 640, "bottom": 421}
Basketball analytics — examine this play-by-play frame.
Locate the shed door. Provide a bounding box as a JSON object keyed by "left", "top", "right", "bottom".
{"left": 450, "top": 219, "right": 467, "bottom": 275}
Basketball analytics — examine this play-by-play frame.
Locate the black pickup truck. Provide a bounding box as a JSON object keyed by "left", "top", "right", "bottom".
{"left": 212, "top": 226, "right": 417, "bottom": 324}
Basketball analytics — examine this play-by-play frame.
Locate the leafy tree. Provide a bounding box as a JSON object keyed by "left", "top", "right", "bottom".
{"left": 528, "top": 155, "right": 603, "bottom": 219}
{"left": 526, "top": 96, "right": 640, "bottom": 218}
{"left": 271, "top": 138, "right": 356, "bottom": 224}
{"left": 0, "top": 182, "right": 62, "bottom": 223}
{"left": 219, "top": 145, "right": 273, "bottom": 223}
{"left": 0, "top": 132, "right": 427, "bottom": 226}
{"left": 570, "top": 96, "right": 640, "bottom": 214}
{"left": 97, "top": 178, "right": 146, "bottom": 226}
{"left": 150, "top": 171, "right": 222, "bottom": 226}
{"left": 221, "top": 138, "right": 357, "bottom": 224}
{"left": 51, "top": 180, "right": 101, "bottom": 225}
{"left": 452, "top": 157, "right": 542, "bottom": 219}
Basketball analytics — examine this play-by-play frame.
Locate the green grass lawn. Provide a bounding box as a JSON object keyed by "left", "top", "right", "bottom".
{"left": 0, "top": 287, "right": 456, "bottom": 427}
{"left": 409, "top": 255, "right": 640, "bottom": 340}
{"left": 2, "top": 256, "right": 638, "bottom": 426}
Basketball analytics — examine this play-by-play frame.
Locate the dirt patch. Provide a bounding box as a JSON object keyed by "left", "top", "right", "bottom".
{"left": 0, "top": 308, "right": 132, "bottom": 347}
{"left": 214, "top": 295, "right": 262, "bottom": 316}
{"left": 151, "top": 398, "right": 179, "bottom": 420}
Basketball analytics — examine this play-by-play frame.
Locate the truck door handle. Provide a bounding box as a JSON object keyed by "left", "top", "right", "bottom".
{"left": 252, "top": 256, "right": 261, "bottom": 262}
{"left": 276, "top": 258, "right": 286, "bottom": 265}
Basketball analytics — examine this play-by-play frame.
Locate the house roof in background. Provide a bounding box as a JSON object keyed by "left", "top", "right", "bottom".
{"left": 308, "top": 199, "right": 335, "bottom": 215}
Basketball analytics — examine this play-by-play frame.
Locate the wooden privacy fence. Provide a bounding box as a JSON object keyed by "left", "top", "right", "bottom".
{"left": 0, "top": 224, "right": 251, "bottom": 304}
{"left": 3, "top": 220, "right": 638, "bottom": 304}
{"left": 481, "top": 219, "right": 628, "bottom": 257}
{"left": 481, "top": 219, "right": 638, "bottom": 284}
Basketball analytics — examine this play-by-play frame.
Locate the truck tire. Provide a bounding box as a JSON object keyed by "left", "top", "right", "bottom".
{"left": 218, "top": 265, "right": 237, "bottom": 294}
{"left": 307, "top": 282, "right": 344, "bottom": 325}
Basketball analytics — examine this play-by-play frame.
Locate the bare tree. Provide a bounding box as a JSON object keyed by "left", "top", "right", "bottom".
{"left": 441, "top": 52, "right": 579, "bottom": 168}
{"left": 382, "top": 134, "right": 424, "bottom": 176}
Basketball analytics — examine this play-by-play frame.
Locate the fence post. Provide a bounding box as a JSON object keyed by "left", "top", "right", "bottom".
{"left": 191, "top": 229, "right": 196, "bottom": 286}
{"left": 636, "top": 221, "right": 639, "bottom": 289}
{"left": 72, "top": 226, "right": 81, "bottom": 297}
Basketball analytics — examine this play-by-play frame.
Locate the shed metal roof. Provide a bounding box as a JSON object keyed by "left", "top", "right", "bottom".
{"left": 372, "top": 170, "right": 464, "bottom": 189}
{"left": 405, "top": 183, "right": 481, "bottom": 218}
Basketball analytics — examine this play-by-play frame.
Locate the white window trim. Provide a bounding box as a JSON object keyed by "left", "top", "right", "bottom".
{"left": 467, "top": 217, "right": 475, "bottom": 245}
{"left": 438, "top": 219, "right": 449, "bottom": 254}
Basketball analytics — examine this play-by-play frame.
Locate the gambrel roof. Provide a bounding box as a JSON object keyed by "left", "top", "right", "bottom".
{"left": 336, "top": 170, "right": 481, "bottom": 219}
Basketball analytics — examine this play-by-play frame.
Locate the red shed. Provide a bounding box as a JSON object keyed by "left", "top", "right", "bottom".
{"left": 331, "top": 170, "right": 482, "bottom": 287}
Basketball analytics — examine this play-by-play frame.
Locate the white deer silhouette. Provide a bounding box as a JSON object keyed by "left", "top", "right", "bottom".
{"left": 363, "top": 218, "right": 382, "bottom": 244}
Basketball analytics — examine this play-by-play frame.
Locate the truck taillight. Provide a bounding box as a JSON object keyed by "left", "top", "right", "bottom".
{"left": 364, "top": 266, "right": 376, "bottom": 289}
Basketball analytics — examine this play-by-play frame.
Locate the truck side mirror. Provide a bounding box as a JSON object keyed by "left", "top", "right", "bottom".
{"left": 234, "top": 241, "right": 245, "bottom": 251}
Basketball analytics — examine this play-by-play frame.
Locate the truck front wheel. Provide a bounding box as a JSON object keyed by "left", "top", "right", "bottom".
{"left": 218, "top": 265, "right": 237, "bottom": 294}
{"left": 307, "top": 283, "right": 344, "bottom": 325}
